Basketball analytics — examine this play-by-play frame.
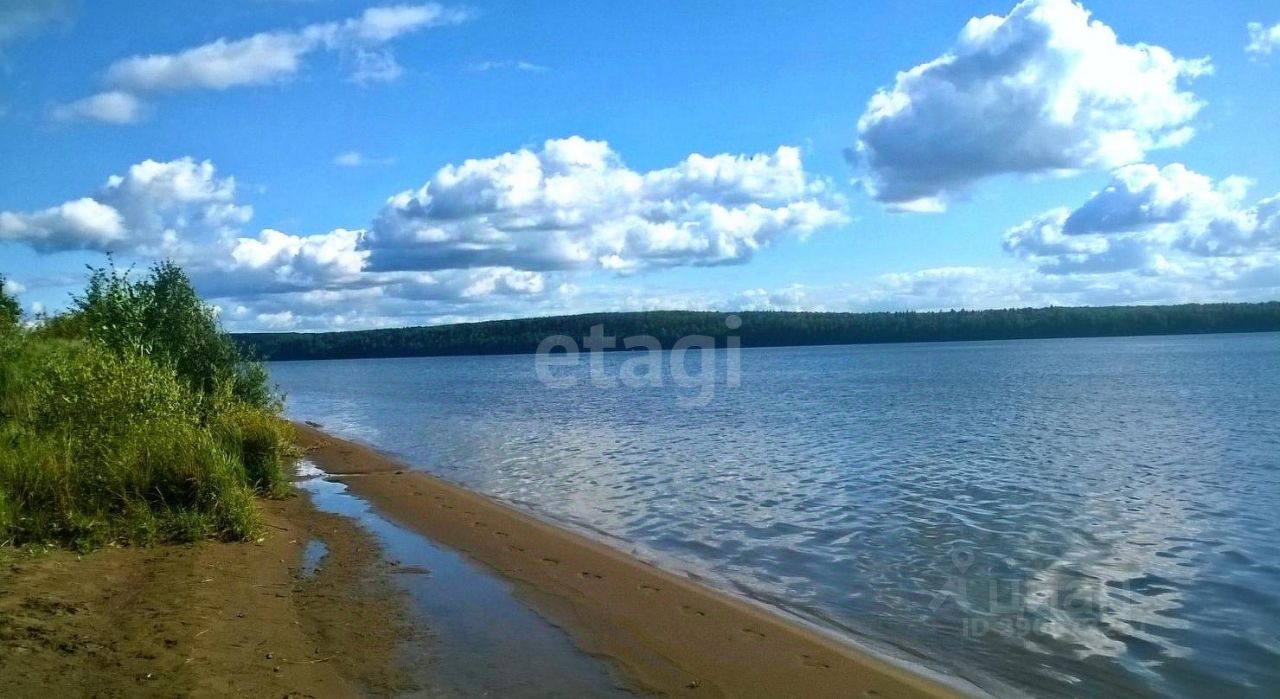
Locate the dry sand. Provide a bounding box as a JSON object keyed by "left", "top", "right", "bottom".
{"left": 296, "top": 422, "right": 968, "bottom": 699}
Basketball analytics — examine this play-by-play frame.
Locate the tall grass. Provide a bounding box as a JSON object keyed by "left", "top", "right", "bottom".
{"left": 0, "top": 263, "right": 292, "bottom": 550}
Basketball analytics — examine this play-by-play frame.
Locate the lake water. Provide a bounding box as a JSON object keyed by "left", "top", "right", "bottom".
{"left": 269, "top": 333, "right": 1280, "bottom": 698}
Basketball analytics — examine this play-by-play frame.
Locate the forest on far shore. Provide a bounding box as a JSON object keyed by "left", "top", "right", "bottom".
{"left": 233, "top": 302, "right": 1280, "bottom": 361}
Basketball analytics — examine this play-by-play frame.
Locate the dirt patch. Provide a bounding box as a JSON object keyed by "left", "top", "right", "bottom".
{"left": 0, "top": 490, "right": 426, "bottom": 698}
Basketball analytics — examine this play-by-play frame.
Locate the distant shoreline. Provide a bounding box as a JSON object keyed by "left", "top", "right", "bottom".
{"left": 237, "top": 302, "right": 1280, "bottom": 362}
{"left": 294, "top": 421, "right": 972, "bottom": 698}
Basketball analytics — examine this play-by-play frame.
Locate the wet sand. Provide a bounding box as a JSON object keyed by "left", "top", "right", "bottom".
{"left": 296, "top": 422, "right": 969, "bottom": 698}
{"left": 0, "top": 488, "right": 424, "bottom": 698}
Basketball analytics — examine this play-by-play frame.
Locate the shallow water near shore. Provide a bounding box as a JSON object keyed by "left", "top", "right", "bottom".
{"left": 273, "top": 333, "right": 1280, "bottom": 698}
{"left": 295, "top": 463, "right": 635, "bottom": 698}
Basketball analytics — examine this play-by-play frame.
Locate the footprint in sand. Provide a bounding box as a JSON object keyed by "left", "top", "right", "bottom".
{"left": 541, "top": 557, "right": 560, "bottom": 565}
{"left": 799, "top": 653, "right": 831, "bottom": 669}
{"left": 579, "top": 571, "right": 604, "bottom": 580}
{"left": 470, "top": 521, "right": 487, "bottom": 528}
{"left": 678, "top": 604, "right": 707, "bottom": 617}
{"left": 506, "top": 544, "right": 526, "bottom": 553}
{"left": 861, "top": 691, "right": 882, "bottom": 698}
{"left": 741, "top": 628, "right": 766, "bottom": 640}
{"left": 493, "top": 531, "right": 510, "bottom": 538}
{"left": 638, "top": 584, "right": 661, "bottom": 595}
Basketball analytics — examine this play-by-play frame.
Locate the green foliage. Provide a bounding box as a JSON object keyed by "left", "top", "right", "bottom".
{"left": 74, "top": 259, "right": 276, "bottom": 408}
{"left": 0, "top": 276, "right": 19, "bottom": 328}
{"left": 0, "top": 263, "right": 293, "bottom": 550}
{"left": 234, "top": 302, "right": 1280, "bottom": 361}
{"left": 210, "top": 396, "right": 293, "bottom": 498}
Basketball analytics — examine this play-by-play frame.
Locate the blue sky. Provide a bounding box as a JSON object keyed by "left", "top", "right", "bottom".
{"left": 1, "top": 0, "right": 1278, "bottom": 330}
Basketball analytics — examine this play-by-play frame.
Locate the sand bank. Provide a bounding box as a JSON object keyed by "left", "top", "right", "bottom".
{"left": 0, "top": 486, "right": 424, "bottom": 698}
{"left": 295, "top": 422, "right": 969, "bottom": 698}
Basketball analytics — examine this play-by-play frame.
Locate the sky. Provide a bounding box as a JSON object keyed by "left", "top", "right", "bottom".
{"left": 1, "top": 0, "right": 1278, "bottom": 331}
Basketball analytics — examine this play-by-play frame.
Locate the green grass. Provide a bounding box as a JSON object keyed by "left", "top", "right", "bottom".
{"left": 0, "top": 264, "right": 293, "bottom": 551}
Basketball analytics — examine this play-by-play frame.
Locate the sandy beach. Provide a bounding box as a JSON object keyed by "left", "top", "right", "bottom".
{"left": 295, "top": 422, "right": 966, "bottom": 698}
{"left": 0, "top": 483, "right": 426, "bottom": 698}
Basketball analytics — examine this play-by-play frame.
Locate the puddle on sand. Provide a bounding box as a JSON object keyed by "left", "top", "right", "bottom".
{"left": 298, "top": 539, "right": 328, "bottom": 578}
{"left": 296, "top": 462, "right": 637, "bottom": 698}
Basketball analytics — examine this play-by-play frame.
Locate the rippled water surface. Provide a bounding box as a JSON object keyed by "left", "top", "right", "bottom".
{"left": 270, "top": 333, "right": 1280, "bottom": 697}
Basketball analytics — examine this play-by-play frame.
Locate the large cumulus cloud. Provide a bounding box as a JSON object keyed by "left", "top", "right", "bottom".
{"left": 0, "top": 157, "right": 251, "bottom": 254}
{"left": 368, "top": 137, "right": 846, "bottom": 272}
{"left": 855, "top": 0, "right": 1210, "bottom": 211}
{"left": 5, "top": 139, "right": 845, "bottom": 330}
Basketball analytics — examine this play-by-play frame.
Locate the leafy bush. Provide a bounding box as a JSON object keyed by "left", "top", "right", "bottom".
{"left": 73, "top": 260, "right": 276, "bottom": 409}
{"left": 0, "top": 262, "right": 292, "bottom": 549}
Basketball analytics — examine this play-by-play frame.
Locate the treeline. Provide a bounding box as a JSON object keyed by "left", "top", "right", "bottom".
{"left": 0, "top": 264, "right": 291, "bottom": 549}
{"left": 235, "top": 302, "right": 1280, "bottom": 361}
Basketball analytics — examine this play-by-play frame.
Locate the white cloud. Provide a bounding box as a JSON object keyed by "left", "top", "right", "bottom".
{"left": 1004, "top": 163, "right": 1279, "bottom": 274}
{"left": 470, "top": 60, "right": 548, "bottom": 72}
{"left": 1060, "top": 163, "right": 1251, "bottom": 236}
{"left": 50, "top": 90, "right": 144, "bottom": 124}
{"left": 0, "top": 198, "right": 126, "bottom": 252}
{"left": 728, "top": 258, "right": 1280, "bottom": 315}
{"left": 7, "top": 146, "right": 845, "bottom": 330}
{"left": 851, "top": 265, "right": 1210, "bottom": 309}
{"left": 855, "top": 0, "right": 1210, "bottom": 210}
{"left": 211, "top": 266, "right": 556, "bottom": 331}
{"left": 334, "top": 151, "right": 364, "bottom": 167}
{"left": 346, "top": 48, "right": 403, "bottom": 84}
{"left": 105, "top": 32, "right": 315, "bottom": 92}
{"left": 333, "top": 150, "right": 396, "bottom": 167}
{"left": 1247, "top": 22, "right": 1280, "bottom": 57}
{"left": 726, "top": 285, "right": 816, "bottom": 311}
{"left": 0, "top": 157, "right": 250, "bottom": 253}
{"left": 255, "top": 310, "right": 299, "bottom": 329}
{"left": 56, "top": 4, "right": 470, "bottom": 123}
{"left": 370, "top": 136, "right": 846, "bottom": 272}
{"left": 221, "top": 228, "right": 369, "bottom": 290}
{"left": 104, "top": 4, "right": 465, "bottom": 91}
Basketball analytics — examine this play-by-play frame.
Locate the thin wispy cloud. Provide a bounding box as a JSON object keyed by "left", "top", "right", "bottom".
{"left": 52, "top": 3, "right": 471, "bottom": 124}
{"left": 50, "top": 90, "right": 145, "bottom": 124}
{"left": 470, "top": 59, "right": 548, "bottom": 73}
{"left": 333, "top": 151, "right": 396, "bottom": 167}
{"left": 0, "top": 0, "right": 70, "bottom": 53}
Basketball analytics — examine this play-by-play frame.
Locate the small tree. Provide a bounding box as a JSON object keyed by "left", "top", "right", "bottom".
{"left": 0, "top": 276, "right": 20, "bottom": 327}
{"left": 72, "top": 260, "right": 276, "bottom": 409}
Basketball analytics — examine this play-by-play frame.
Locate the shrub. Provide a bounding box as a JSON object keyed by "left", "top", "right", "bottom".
{"left": 0, "top": 334, "right": 265, "bottom": 548}
{"left": 73, "top": 259, "right": 277, "bottom": 409}
{"left": 0, "top": 262, "right": 291, "bottom": 549}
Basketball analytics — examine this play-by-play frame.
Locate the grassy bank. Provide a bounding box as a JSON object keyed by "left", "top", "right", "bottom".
{"left": 0, "top": 263, "right": 291, "bottom": 550}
